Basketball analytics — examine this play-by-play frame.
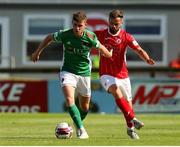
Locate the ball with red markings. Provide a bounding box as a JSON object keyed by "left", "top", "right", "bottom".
{"left": 55, "top": 122, "right": 73, "bottom": 139}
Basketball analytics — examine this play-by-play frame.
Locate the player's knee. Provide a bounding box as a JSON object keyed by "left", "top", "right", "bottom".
{"left": 109, "top": 85, "right": 122, "bottom": 96}
{"left": 66, "top": 97, "right": 74, "bottom": 106}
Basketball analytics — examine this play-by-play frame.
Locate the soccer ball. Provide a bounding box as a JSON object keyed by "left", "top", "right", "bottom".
{"left": 55, "top": 122, "right": 73, "bottom": 139}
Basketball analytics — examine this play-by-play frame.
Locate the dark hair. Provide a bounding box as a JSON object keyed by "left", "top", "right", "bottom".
{"left": 72, "top": 11, "right": 87, "bottom": 23}
{"left": 109, "top": 9, "right": 124, "bottom": 19}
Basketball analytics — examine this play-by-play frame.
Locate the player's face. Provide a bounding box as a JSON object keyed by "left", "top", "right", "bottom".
{"left": 109, "top": 17, "right": 123, "bottom": 34}
{"left": 72, "top": 20, "right": 87, "bottom": 37}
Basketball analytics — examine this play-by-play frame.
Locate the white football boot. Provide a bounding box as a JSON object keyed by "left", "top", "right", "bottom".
{"left": 73, "top": 123, "right": 89, "bottom": 139}
{"left": 77, "top": 127, "right": 89, "bottom": 139}
{"left": 131, "top": 118, "right": 144, "bottom": 130}
{"left": 127, "top": 128, "right": 139, "bottom": 139}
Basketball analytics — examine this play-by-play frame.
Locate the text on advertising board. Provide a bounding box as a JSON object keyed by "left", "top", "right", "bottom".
{"left": 0, "top": 81, "right": 48, "bottom": 112}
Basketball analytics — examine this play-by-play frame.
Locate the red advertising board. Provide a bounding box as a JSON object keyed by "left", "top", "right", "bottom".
{"left": 133, "top": 83, "right": 180, "bottom": 105}
{"left": 131, "top": 81, "right": 180, "bottom": 113}
{"left": 0, "top": 80, "right": 47, "bottom": 112}
{"left": 87, "top": 13, "right": 108, "bottom": 31}
{"left": 133, "top": 84, "right": 179, "bottom": 105}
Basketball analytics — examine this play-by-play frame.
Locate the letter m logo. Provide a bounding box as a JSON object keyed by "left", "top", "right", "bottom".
{"left": 132, "top": 85, "right": 179, "bottom": 105}
{"left": 132, "top": 85, "right": 159, "bottom": 104}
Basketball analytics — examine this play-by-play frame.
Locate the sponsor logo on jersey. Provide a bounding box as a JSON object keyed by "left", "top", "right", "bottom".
{"left": 66, "top": 41, "right": 71, "bottom": 45}
{"left": 82, "top": 41, "right": 91, "bottom": 47}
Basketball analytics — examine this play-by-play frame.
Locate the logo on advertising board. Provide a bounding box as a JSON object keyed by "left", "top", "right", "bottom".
{"left": 0, "top": 80, "right": 48, "bottom": 113}
{"left": 87, "top": 13, "right": 108, "bottom": 31}
{"left": 131, "top": 81, "right": 180, "bottom": 113}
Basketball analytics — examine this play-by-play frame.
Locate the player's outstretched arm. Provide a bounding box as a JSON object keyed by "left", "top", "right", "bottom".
{"left": 135, "top": 47, "right": 155, "bottom": 65}
{"left": 98, "top": 43, "right": 113, "bottom": 58}
{"left": 31, "top": 34, "right": 53, "bottom": 62}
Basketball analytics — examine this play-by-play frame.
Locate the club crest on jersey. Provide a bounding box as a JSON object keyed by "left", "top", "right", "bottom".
{"left": 116, "top": 39, "right": 121, "bottom": 44}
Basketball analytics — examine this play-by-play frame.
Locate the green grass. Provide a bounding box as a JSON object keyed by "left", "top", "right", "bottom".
{"left": 0, "top": 113, "right": 180, "bottom": 146}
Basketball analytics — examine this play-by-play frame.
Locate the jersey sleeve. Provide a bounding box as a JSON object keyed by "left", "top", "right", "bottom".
{"left": 52, "top": 30, "right": 64, "bottom": 42}
{"left": 91, "top": 33, "right": 100, "bottom": 49}
{"left": 126, "top": 33, "right": 140, "bottom": 50}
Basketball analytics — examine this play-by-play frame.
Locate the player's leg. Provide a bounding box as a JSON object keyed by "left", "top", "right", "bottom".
{"left": 128, "top": 100, "right": 133, "bottom": 108}
{"left": 100, "top": 75, "right": 139, "bottom": 139}
{"left": 100, "top": 75, "right": 135, "bottom": 121}
{"left": 120, "top": 78, "right": 144, "bottom": 130}
{"left": 73, "top": 94, "right": 90, "bottom": 139}
{"left": 59, "top": 71, "right": 87, "bottom": 139}
{"left": 78, "top": 94, "right": 90, "bottom": 121}
{"left": 120, "top": 78, "right": 133, "bottom": 108}
{"left": 72, "top": 75, "right": 90, "bottom": 139}
{"left": 76, "top": 76, "right": 91, "bottom": 121}
{"left": 108, "top": 84, "right": 135, "bottom": 124}
{"left": 62, "top": 85, "right": 83, "bottom": 129}
{"left": 109, "top": 84, "right": 140, "bottom": 139}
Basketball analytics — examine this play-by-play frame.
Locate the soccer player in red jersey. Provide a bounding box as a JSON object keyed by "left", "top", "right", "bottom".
{"left": 95, "top": 9, "right": 155, "bottom": 139}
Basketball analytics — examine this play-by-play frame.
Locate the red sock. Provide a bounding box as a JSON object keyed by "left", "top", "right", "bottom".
{"left": 127, "top": 121, "right": 134, "bottom": 128}
{"left": 115, "top": 97, "right": 135, "bottom": 127}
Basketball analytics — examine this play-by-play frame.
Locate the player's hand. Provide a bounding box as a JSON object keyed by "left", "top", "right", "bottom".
{"left": 31, "top": 51, "right": 40, "bottom": 62}
{"left": 109, "top": 49, "right": 113, "bottom": 56}
{"left": 146, "top": 58, "right": 155, "bottom": 65}
{"left": 101, "top": 49, "right": 113, "bottom": 58}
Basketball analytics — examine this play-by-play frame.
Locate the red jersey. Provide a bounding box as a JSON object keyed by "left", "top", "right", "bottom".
{"left": 95, "top": 28, "right": 140, "bottom": 79}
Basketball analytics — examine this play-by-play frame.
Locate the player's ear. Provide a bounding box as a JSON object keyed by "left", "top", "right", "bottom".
{"left": 120, "top": 19, "right": 124, "bottom": 27}
{"left": 121, "top": 18, "right": 124, "bottom": 24}
{"left": 84, "top": 20, "right": 87, "bottom": 27}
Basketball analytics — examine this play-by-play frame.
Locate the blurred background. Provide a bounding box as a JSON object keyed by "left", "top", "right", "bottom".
{"left": 0, "top": 0, "right": 180, "bottom": 114}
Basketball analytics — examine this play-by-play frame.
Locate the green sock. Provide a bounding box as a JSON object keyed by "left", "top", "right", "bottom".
{"left": 79, "top": 108, "right": 88, "bottom": 121}
{"left": 68, "top": 105, "right": 83, "bottom": 129}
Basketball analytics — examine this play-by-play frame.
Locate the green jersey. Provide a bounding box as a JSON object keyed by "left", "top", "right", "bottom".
{"left": 53, "top": 29, "right": 100, "bottom": 76}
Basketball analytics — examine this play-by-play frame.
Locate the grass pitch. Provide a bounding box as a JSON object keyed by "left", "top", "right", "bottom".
{"left": 0, "top": 113, "right": 180, "bottom": 146}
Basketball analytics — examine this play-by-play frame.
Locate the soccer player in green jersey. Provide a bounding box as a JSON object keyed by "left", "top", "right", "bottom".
{"left": 31, "top": 11, "right": 112, "bottom": 139}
